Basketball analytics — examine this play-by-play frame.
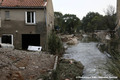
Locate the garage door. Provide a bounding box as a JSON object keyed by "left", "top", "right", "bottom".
{"left": 22, "top": 34, "right": 40, "bottom": 50}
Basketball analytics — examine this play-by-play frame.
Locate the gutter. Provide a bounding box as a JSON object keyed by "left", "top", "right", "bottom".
{"left": 0, "top": 6, "right": 46, "bottom": 9}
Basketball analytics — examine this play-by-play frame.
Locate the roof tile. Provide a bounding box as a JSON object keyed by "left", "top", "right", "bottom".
{"left": 0, "top": 0, "right": 47, "bottom": 7}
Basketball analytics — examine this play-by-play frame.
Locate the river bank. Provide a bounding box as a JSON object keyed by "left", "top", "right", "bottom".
{"left": 54, "top": 59, "right": 84, "bottom": 80}
{"left": 98, "top": 37, "right": 120, "bottom": 79}
{"left": 51, "top": 34, "right": 84, "bottom": 80}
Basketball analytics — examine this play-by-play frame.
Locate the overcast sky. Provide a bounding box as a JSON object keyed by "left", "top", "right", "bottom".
{"left": 52, "top": 0, "right": 117, "bottom": 19}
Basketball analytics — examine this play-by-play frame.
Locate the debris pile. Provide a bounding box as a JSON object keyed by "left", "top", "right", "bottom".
{"left": 55, "top": 59, "right": 84, "bottom": 80}
{"left": 0, "top": 48, "right": 55, "bottom": 80}
{"left": 60, "top": 35, "right": 79, "bottom": 45}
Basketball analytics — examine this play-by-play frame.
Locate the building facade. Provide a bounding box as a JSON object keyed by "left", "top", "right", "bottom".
{"left": 0, "top": 0, "right": 54, "bottom": 50}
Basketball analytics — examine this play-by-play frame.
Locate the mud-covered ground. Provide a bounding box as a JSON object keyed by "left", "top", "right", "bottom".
{"left": 0, "top": 48, "right": 55, "bottom": 80}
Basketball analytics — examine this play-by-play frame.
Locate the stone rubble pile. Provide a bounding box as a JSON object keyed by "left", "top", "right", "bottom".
{"left": 0, "top": 48, "right": 55, "bottom": 80}
{"left": 60, "top": 34, "right": 79, "bottom": 45}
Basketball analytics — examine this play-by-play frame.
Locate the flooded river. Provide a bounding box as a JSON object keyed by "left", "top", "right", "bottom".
{"left": 63, "top": 42, "right": 115, "bottom": 80}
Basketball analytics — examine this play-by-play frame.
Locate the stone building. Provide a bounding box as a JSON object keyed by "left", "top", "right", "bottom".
{"left": 0, "top": 0, "right": 54, "bottom": 50}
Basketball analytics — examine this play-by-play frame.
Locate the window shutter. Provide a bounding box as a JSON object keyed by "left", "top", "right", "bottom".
{"left": 34, "top": 12, "right": 36, "bottom": 24}
{"left": 25, "top": 12, "right": 27, "bottom": 24}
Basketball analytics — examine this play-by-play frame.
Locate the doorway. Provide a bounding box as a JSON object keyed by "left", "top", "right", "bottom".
{"left": 22, "top": 34, "right": 40, "bottom": 50}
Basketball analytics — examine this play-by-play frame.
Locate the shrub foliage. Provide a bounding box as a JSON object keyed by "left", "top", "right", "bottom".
{"left": 48, "top": 32, "right": 64, "bottom": 55}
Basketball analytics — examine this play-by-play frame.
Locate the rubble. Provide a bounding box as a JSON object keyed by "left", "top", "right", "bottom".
{"left": 55, "top": 59, "right": 84, "bottom": 80}
{"left": 60, "top": 34, "right": 79, "bottom": 45}
{"left": 67, "top": 38, "right": 78, "bottom": 45}
{"left": 0, "top": 48, "right": 56, "bottom": 80}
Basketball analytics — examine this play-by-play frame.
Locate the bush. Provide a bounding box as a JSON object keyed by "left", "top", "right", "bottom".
{"left": 107, "top": 51, "right": 120, "bottom": 80}
{"left": 48, "top": 32, "right": 64, "bottom": 55}
{"left": 106, "top": 38, "right": 120, "bottom": 79}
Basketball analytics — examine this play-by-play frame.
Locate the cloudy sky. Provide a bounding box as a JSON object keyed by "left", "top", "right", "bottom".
{"left": 52, "top": 0, "right": 117, "bottom": 19}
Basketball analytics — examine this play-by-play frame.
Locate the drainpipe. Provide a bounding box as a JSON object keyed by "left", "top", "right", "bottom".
{"left": 0, "top": 0, "right": 2, "bottom": 28}
{"left": 44, "top": 7, "right": 47, "bottom": 27}
{"left": 0, "top": 0, "right": 3, "bottom": 43}
{"left": 44, "top": 6, "right": 48, "bottom": 50}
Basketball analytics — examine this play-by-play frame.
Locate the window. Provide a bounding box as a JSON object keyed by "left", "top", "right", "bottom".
{"left": 5, "top": 11, "right": 10, "bottom": 20}
{"left": 25, "top": 11, "right": 36, "bottom": 24}
{"left": 1, "top": 34, "right": 13, "bottom": 45}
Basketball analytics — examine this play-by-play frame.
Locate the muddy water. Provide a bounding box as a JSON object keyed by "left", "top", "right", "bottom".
{"left": 63, "top": 42, "right": 115, "bottom": 80}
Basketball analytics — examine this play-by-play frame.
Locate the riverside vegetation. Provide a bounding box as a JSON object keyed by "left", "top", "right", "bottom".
{"left": 48, "top": 32, "right": 64, "bottom": 56}
{"left": 98, "top": 37, "right": 120, "bottom": 79}
{"left": 107, "top": 38, "right": 120, "bottom": 79}
{"left": 48, "top": 32, "right": 84, "bottom": 80}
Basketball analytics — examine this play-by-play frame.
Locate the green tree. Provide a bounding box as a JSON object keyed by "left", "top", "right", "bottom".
{"left": 54, "top": 12, "right": 63, "bottom": 32}
{"left": 62, "top": 14, "right": 81, "bottom": 34}
{"left": 54, "top": 12, "right": 82, "bottom": 34}
{"left": 103, "top": 5, "right": 116, "bottom": 30}
{"left": 82, "top": 12, "right": 104, "bottom": 32}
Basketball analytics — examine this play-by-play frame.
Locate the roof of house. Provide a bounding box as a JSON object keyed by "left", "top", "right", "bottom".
{"left": 0, "top": 0, "right": 48, "bottom": 8}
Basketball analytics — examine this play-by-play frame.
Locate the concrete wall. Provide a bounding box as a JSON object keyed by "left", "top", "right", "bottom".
{"left": 115, "top": 0, "right": 120, "bottom": 38}
{"left": 116, "top": 0, "right": 120, "bottom": 29}
{"left": 0, "top": 8, "right": 47, "bottom": 49}
{"left": 46, "top": 0, "right": 54, "bottom": 28}
{"left": 45, "top": 0, "right": 54, "bottom": 49}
